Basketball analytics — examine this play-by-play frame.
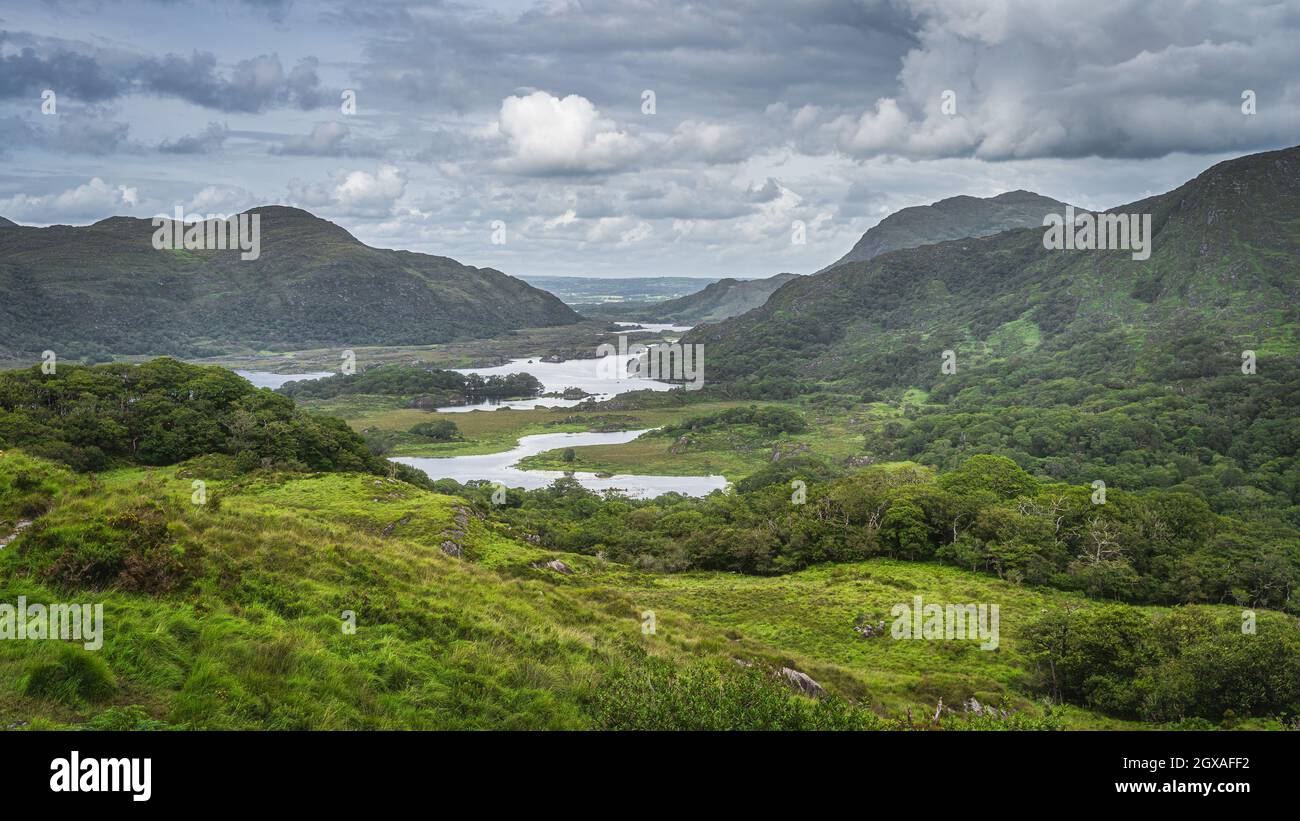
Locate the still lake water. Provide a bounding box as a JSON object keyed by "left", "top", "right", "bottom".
{"left": 233, "top": 337, "right": 718, "bottom": 497}
{"left": 391, "top": 430, "right": 728, "bottom": 498}
{"left": 437, "top": 353, "right": 676, "bottom": 412}
{"left": 233, "top": 355, "right": 680, "bottom": 411}
{"left": 234, "top": 369, "right": 335, "bottom": 389}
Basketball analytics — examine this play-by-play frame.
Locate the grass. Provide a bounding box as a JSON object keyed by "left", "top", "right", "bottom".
{"left": 6, "top": 448, "right": 1285, "bottom": 730}
{"left": 516, "top": 403, "right": 876, "bottom": 480}
{"left": 308, "top": 396, "right": 764, "bottom": 459}
{"left": 309, "top": 392, "right": 888, "bottom": 482}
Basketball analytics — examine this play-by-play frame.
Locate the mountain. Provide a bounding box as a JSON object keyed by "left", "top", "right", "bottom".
{"left": 689, "top": 146, "right": 1299, "bottom": 395}
{"left": 818, "top": 190, "right": 1074, "bottom": 272}
{"left": 0, "top": 206, "right": 579, "bottom": 361}
{"left": 0, "top": 217, "right": 17, "bottom": 228}
{"left": 625, "top": 272, "right": 801, "bottom": 325}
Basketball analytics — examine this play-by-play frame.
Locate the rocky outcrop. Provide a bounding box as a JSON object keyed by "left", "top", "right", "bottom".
{"left": 780, "top": 667, "right": 826, "bottom": 698}
{"left": 381, "top": 513, "right": 412, "bottom": 537}
{"left": 0, "top": 518, "right": 33, "bottom": 549}
{"left": 439, "top": 540, "right": 463, "bottom": 558}
{"left": 530, "top": 559, "right": 574, "bottom": 575}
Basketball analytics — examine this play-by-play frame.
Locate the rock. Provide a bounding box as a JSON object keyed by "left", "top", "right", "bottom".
{"left": 0, "top": 519, "right": 34, "bottom": 549}
{"left": 853, "top": 617, "right": 887, "bottom": 638}
{"left": 439, "top": 541, "right": 463, "bottom": 557}
{"left": 770, "top": 442, "right": 810, "bottom": 462}
{"left": 381, "top": 513, "right": 412, "bottom": 537}
{"left": 780, "top": 667, "right": 825, "bottom": 698}
{"left": 530, "top": 559, "right": 574, "bottom": 575}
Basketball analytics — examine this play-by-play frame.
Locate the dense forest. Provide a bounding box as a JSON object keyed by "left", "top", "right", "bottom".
{"left": 0, "top": 358, "right": 430, "bottom": 485}
{"left": 278, "top": 364, "right": 543, "bottom": 405}
{"left": 427, "top": 452, "right": 1300, "bottom": 723}
{"left": 446, "top": 453, "right": 1297, "bottom": 611}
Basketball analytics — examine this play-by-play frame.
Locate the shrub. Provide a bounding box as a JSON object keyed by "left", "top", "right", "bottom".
{"left": 22, "top": 645, "right": 117, "bottom": 703}
{"left": 592, "top": 654, "right": 886, "bottom": 731}
{"left": 409, "top": 420, "right": 461, "bottom": 441}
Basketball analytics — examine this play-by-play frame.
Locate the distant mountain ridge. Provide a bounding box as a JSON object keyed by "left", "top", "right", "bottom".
{"left": 630, "top": 272, "right": 801, "bottom": 325}
{"left": 0, "top": 206, "right": 579, "bottom": 362}
{"left": 687, "top": 144, "right": 1300, "bottom": 395}
{"left": 818, "top": 189, "right": 1074, "bottom": 272}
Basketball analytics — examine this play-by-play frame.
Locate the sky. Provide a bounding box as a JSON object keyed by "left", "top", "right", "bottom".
{"left": 1, "top": 0, "right": 1298, "bottom": 278}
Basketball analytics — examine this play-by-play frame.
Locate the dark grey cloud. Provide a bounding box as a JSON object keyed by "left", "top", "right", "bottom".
{"left": 3, "top": 0, "right": 1299, "bottom": 277}
{"left": 136, "top": 52, "right": 330, "bottom": 112}
{"left": 271, "top": 121, "right": 384, "bottom": 157}
{"left": 343, "top": 0, "right": 914, "bottom": 118}
{"left": 0, "top": 42, "right": 125, "bottom": 102}
{"left": 0, "top": 106, "right": 133, "bottom": 155}
{"left": 0, "top": 115, "right": 41, "bottom": 155}
{"left": 0, "top": 32, "right": 333, "bottom": 113}
{"left": 159, "top": 121, "right": 229, "bottom": 154}
{"left": 55, "top": 108, "right": 132, "bottom": 154}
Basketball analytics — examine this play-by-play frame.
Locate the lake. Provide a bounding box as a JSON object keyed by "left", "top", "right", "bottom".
{"left": 437, "top": 353, "right": 678, "bottom": 412}
{"left": 390, "top": 429, "right": 728, "bottom": 498}
{"left": 233, "top": 347, "right": 687, "bottom": 411}
{"left": 613, "top": 322, "right": 693, "bottom": 333}
{"left": 235, "top": 369, "right": 335, "bottom": 389}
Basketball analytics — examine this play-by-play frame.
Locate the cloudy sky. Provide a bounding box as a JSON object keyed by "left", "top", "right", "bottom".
{"left": 2, "top": 0, "right": 1298, "bottom": 278}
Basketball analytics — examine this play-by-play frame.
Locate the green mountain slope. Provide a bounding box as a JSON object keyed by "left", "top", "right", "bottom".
{"left": 684, "top": 145, "right": 1300, "bottom": 524}
{"left": 692, "top": 146, "right": 1300, "bottom": 389}
{"left": 818, "top": 189, "right": 1074, "bottom": 273}
{"left": 0, "top": 206, "right": 579, "bottom": 362}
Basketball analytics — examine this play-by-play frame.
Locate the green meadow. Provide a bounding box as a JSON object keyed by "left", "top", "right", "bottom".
{"left": 3, "top": 449, "right": 1289, "bottom": 730}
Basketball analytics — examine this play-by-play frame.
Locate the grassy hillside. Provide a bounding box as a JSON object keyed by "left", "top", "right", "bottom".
{"left": 0, "top": 206, "right": 579, "bottom": 363}
{"left": 7, "top": 448, "right": 1293, "bottom": 730}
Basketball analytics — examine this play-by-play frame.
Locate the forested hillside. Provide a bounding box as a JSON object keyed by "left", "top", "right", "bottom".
{"left": 686, "top": 145, "right": 1300, "bottom": 532}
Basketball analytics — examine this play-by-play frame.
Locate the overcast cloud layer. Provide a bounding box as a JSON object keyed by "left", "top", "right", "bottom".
{"left": 1, "top": 0, "right": 1297, "bottom": 277}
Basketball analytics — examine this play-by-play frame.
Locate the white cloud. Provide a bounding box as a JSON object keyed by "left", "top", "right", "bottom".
{"left": 665, "top": 120, "right": 750, "bottom": 163}
{"left": 0, "top": 178, "right": 139, "bottom": 222}
{"left": 494, "top": 91, "right": 641, "bottom": 175}
{"left": 335, "top": 164, "right": 407, "bottom": 207}
{"left": 188, "top": 184, "right": 255, "bottom": 215}
{"left": 288, "top": 164, "right": 408, "bottom": 217}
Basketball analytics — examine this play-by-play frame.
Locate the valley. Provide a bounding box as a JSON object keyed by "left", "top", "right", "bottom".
{"left": 2, "top": 146, "right": 1299, "bottom": 735}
